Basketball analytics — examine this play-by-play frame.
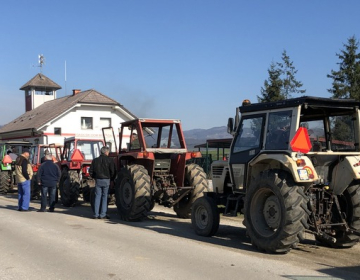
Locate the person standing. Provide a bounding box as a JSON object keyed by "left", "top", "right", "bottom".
{"left": 89, "top": 146, "right": 116, "bottom": 219}
{"left": 41, "top": 149, "right": 50, "bottom": 163}
{"left": 15, "top": 148, "right": 33, "bottom": 211}
{"left": 8, "top": 147, "right": 18, "bottom": 161}
{"left": 37, "top": 153, "right": 61, "bottom": 212}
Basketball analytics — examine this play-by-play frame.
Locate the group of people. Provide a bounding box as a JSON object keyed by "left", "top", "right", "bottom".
{"left": 16, "top": 149, "right": 61, "bottom": 212}
{"left": 16, "top": 146, "right": 116, "bottom": 220}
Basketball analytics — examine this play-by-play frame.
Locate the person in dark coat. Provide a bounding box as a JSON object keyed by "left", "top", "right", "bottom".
{"left": 37, "top": 153, "right": 61, "bottom": 212}
{"left": 89, "top": 146, "right": 116, "bottom": 219}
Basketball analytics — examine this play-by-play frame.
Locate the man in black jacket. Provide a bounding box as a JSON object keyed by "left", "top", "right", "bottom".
{"left": 89, "top": 146, "right": 116, "bottom": 219}
{"left": 37, "top": 153, "right": 61, "bottom": 212}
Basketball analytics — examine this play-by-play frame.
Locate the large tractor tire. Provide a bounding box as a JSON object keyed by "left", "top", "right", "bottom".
{"left": 0, "top": 171, "right": 11, "bottom": 194}
{"left": 316, "top": 184, "right": 360, "bottom": 248}
{"left": 59, "top": 170, "right": 80, "bottom": 207}
{"left": 31, "top": 173, "right": 41, "bottom": 200}
{"left": 244, "top": 169, "right": 308, "bottom": 254}
{"left": 174, "top": 163, "right": 208, "bottom": 219}
{"left": 115, "top": 164, "right": 152, "bottom": 221}
{"left": 191, "top": 195, "right": 220, "bottom": 236}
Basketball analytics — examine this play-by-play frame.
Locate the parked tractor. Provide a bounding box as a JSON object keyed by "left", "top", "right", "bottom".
{"left": 58, "top": 137, "right": 104, "bottom": 206}
{"left": 29, "top": 143, "right": 63, "bottom": 199}
{"left": 0, "top": 141, "right": 32, "bottom": 193}
{"left": 191, "top": 96, "right": 360, "bottom": 253}
{"left": 103, "top": 118, "right": 208, "bottom": 221}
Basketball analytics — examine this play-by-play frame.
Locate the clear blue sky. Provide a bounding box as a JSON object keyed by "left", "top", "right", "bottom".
{"left": 1, "top": 0, "right": 360, "bottom": 130}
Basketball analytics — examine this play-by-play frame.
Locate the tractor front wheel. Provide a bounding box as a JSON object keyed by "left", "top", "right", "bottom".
{"left": 174, "top": 164, "right": 208, "bottom": 219}
{"left": 191, "top": 195, "right": 219, "bottom": 236}
{"left": 82, "top": 183, "right": 91, "bottom": 202}
{"left": 59, "top": 170, "right": 80, "bottom": 207}
{"left": 115, "top": 165, "right": 152, "bottom": 221}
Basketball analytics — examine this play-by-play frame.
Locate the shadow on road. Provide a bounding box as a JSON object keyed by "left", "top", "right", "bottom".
{"left": 1, "top": 192, "right": 256, "bottom": 253}
{"left": 1, "top": 192, "right": 360, "bottom": 280}
{"left": 284, "top": 264, "right": 360, "bottom": 280}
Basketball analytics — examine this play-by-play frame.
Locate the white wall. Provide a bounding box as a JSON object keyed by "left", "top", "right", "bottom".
{"left": 39, "top": 104, "right": 131, "bottom": 149}
{"left": 4, "top": 103, "right": 133, "bottom": 151}
{"left": 33, "top": 94, "right": 55, "bottom": 109}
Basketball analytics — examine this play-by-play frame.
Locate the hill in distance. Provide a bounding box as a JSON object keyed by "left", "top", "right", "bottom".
{"left": 183, "top": 126, "right": 231, "bottom": 150}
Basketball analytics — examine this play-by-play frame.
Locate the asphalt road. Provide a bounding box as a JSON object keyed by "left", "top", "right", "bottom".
{"left": 0, "top": 193, "right": 359, "bottom": 280}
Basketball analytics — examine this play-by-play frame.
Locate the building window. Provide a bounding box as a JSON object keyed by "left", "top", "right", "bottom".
{"left": 54, "top": 127, "right": 61, "bottom": 135}
{"left": 100, "top": 118, "right": 111, "bottom": 128}
{"left": 81, "top": 117, "right": 93, "bottom": 130}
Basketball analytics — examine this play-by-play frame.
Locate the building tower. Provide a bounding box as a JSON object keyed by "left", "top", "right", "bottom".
{"left": 20, "top": 73, "right": 62, "bottom": 112}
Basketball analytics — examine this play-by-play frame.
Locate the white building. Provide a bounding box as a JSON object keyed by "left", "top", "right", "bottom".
{"left": 0, "top": 73, "right": 136, "bottom": 146}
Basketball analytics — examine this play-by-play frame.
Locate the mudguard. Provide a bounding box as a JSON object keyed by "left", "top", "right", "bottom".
{"left": 330, "top": 156, "right": 360, "bottom": 195}
{"left": 250, "top": 153, "right": 318, "bottom": 183}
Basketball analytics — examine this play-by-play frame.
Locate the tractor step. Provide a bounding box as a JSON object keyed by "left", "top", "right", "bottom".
{"left": 223, "top": 195, "right": 242, "bottom": 217}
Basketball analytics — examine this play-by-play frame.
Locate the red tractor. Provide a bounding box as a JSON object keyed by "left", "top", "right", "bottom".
{"left": 103, "top": 118, "right": 208, "bottom": 221}
{"left": 58, "top": 137, "right": 104, "bottom": 207}
{"left": 29, "top": 143, "right": 63, "bottom": 200}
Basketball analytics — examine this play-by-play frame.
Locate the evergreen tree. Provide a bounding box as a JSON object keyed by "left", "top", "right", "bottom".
{"left": 327, "top": 36, "right": 360, "bottom": 100}
{"left": 258, "top": 50, "right": 305, "bottom": 103}
{"left": 258, "top": 62, "right": 283, "bottom": 102}
{"left": 278, "top": 50, "right": 306, "bottom": 99}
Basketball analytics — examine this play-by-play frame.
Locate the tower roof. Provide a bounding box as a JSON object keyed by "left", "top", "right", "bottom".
{"left": 20, "top": 73, "right": 62, "bottom": 91}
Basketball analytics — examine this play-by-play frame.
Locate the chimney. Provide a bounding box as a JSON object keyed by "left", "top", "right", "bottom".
{"left": 72, "top": 89, "right": 81, "bottom": 96}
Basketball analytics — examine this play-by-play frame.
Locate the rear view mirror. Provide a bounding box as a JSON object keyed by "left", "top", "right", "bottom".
{"left": 227, "top": 118, "right": 234, "bottom": 134}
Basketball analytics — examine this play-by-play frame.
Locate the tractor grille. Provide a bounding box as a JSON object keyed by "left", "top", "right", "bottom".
{"left": 154, "top": 159, "right": 171, "bottom": 174}
{"left": 212, "top": 166, "right": 225, "bottom": 177}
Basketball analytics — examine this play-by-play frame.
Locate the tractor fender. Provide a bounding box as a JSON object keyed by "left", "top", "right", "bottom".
{"left": 330, "top": 156, "right": 360, "bottom": 195}
{"left": 249, "top": 153, "right": 318, "bottom": 184}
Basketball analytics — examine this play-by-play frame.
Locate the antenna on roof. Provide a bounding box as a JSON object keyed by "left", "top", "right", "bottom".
{"left": 38, "top": 54, "right": 45, "bottom": 73}
{"left": 64, "top": 60, "right": 67, "bottom": 96}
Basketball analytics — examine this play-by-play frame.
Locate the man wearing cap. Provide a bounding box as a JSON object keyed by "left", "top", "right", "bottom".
{"left": 15, "top": 148, "right": 33, "bottom": 211}
{"left": 37, "top": 152, "right": 61, "bottom": 212}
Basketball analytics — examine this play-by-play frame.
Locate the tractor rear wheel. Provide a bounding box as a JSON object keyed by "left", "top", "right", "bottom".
{"left": 0, "top": 171, "right": 11, "bottom": 194}
{"left": 174, "top": 164, "right": 208, "bottom": 219}
{"left": 59, "top": 170, "right": 80, "bottom": 207}
{"left": 244, "top": 169, "right": 308, "bottom": 253}
{"left": 115, "top": 164, "right": 151, "bottom": 221}
{"left": 316, "top": 184, "right": 360, "bottom": 248}
{"left": 191, "top": 195, "right": 219, "bottom": 236}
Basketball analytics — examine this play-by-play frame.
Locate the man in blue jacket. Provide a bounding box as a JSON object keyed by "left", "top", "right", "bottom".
{"left": 37, "top": 153, "right": 61, "bottom": 212}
